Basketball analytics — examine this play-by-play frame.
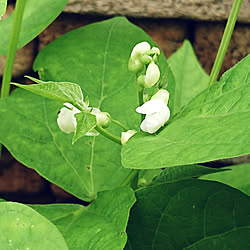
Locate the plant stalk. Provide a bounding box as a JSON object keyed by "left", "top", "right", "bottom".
{"left": 1, "top": 0, "right": 26, "bottom": 98}
{"left": 120, "top": 169, "right": 139, "bottom": 186}
{"left": 0, "top": 0, "right": 26, "bottom": 159}
{"left": 95, "top": 125, "right": 121, "bottom": 145}
{"left": 208, "top": 0, "right": 243, "bottom": 87}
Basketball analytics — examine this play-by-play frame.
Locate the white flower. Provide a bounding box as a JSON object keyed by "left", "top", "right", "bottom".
{"left": 121, "top": 130, "right": 137, "bottom": 145}
{"left": 57, "top": 103, "right": 111, "bottom": 136}
{"left": 130, "top": 41, "right": 151, "bottom": 59}
{"left": 136, "top": 89, "right": 170, "bottom": 134}
{"left": 144, "top": 61, "right": 160, "bottom": 88}
{"left": 57, "top": 103, "right": 80, "bottom": 134}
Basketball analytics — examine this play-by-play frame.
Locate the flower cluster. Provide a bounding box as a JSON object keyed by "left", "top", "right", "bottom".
{"left": 129, "top": 42, "right": 171, "bottom": 135}
{"left": 56, "top": 41, "right": 170, "bottom": 146}
{"left": 128, "top": 41, "right": 160, "bottom": 89}
{"left": 57, "top": 102, "right": 110, "bottom": 136}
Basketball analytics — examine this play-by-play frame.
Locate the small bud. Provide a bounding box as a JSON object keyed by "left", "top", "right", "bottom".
{"left": 121, "top": 130, "right": 137, "bottom": 146}
{"left": 128, "top": 57, "right": 144, "bottom": 73}
{"left": 91, "top": 108, "right": 111, "bottom": 128}
{"left": 151, "top": 47, "right": 160, "bottom": 55}
{"left": 144, "top": 61, "right": 160, "bottom": 88}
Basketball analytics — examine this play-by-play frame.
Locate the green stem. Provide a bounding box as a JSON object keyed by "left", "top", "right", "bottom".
{"left": 120, "top": 89, "right": 144, "bottom": 187}
{"left": 120, "top": 169, "right": 139, "bottom": 186}
{"left": 137, "top": 89, "right": 144, "bottom": 122}
{"left": 1, "top": 0, "right": 26, "bottom": 98}
{"left": 111, "top": 119, "right": 128, "bottom": 131}
{"left": 208, "top": 0, "right": 243, "bottom": 87}
{"left": 0, "top": 0, "right": 26, "bottom": 159}
{"left": 95, "top": 125, "right": 121, "bottom": 145}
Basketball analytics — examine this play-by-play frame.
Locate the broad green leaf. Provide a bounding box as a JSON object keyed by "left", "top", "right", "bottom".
{"left": 31, "top": 187, "right": 136, "bottom": 250}
{"left": 168, "top": 40, "right": 209, "bottom": 112}
{"left": 0, "top": 17, "right": 174, "bottom": 201}
{"left": 73, "top": 112, "right": 96, "bottom": 144}
{"left": 126, "top": 179, "right": 250, "bottom": 249}
{"left": 0, "top": 198, "right": 5, "bottom": 202}
{"left": 200, "top": 163, "right": 250, "bottom": 195}
{"left": 0, "top": 202, "right": 68, "bottom": 250}
{"left": 122, "top": 54, "right": 250, "bottom": 169}
{"left": 0, "top": 0, "right": 68, "bottom": 56}
{"left": 0, "top": 0, "right": 7, "bottom": 18}
{"left": 12, "top": 77, "right": 85, "bottom": 107}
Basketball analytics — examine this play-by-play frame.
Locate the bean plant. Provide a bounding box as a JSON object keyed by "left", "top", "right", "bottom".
{"left": 0, "top": 0, "right": 249, "bottom": 249}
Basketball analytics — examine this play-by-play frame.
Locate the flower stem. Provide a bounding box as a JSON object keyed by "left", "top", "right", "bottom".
{"left": 137, "top": 89, "right": 144, "bottom": 122}
{"left": 0, "top": 0, "right": 26, "bottom": 159}
{"left": 120, "top": 89, "right": 144, "bottom": 187}
{"left": 120, "top": 169, "right": 139, "bottom": 186}
{"left": 111, "top": 119, "right": 128, "bottom": 131}
{"left": 208, "top": 0, "right": 243, "bottom": 87}
{"left": 95, "top": 125, "right": 121, "bottom": 145}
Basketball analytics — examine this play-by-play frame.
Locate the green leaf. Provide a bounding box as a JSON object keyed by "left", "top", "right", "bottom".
{"left": 31, "top": 187, "right": 136, "bottom": 250}
{"left": 152, "top": 164, "right": 228, "bottom": 183}
{"left": 73, "top": 112, "right": 97, "bottom": 144}
{"left": 200, "top": 163, "right": 250, "bottom": 196}
{"left": 0, "top": 202, "right": 68, "bottom": 249}
{"left": 168, "top": 40, "right": 209, "bottom": 112}
{"left": 12, "top": 77, "right": 85, "bottom": 107}
{"left": 122, "top": 54, "right": 250, "bottom": 169}
{"left": 126, "top": 179, "right": 250, "bottom": 249}
{"left": 0, "top": 0, "right": 7, "bottom": 18}
{"left": 0, "top": 17, "right": 174, "bottom": 201}
{"left": 0, "top": 0, "right": 68, "bottom": 56}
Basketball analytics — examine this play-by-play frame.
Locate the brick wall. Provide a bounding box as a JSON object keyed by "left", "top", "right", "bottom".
{"left": 0, "top": 2, "right": 250, "bottom": 203}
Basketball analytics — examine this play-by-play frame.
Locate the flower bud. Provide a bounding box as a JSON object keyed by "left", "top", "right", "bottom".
{"left": 130, "top": 41, "right": 151, "bottom": 59}
{"left": 144, "top": 61, "right": 160, "bottom": 88}
{"left": 121, "top": 130, "right": 137, "bottom": 146}
{"left": 91, "top": 108, "right": 111, "bottom": 128}
{"left": 128, "top": 57, "right": 144, "bottom": 73}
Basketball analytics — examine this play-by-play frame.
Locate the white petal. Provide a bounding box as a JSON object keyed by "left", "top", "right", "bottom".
{"left": 151, "top": 89, "right": 169, "bottom": 105}
{"left": 140, "top": 105, "right": 170, "bottom": 134}
{"left": 131, "top": 41, "right": 151, "bottom": 59}
{"left": 121, "top": 130, "right": 137, "bottom": 146}
{"left": 57, "top": 107, "right": 77, "bottom": 133}
{"left": 144, "top": 62, "right": 160, "bottom": 88}
{"left": 136, "top": 100, "right": 166, "bottom": 115}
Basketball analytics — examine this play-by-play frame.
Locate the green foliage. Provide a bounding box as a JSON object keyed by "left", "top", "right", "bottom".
{"left": 31, "top": 187, "right": 136, "bottom": 250}
{"left": 0, "top": 202, "right": 68, "bottom": 249}
{"left": 122, "top": 54, "right": 250, "bottom": 169}
{"left": 0, "top": 0, "right": 7, "bottom": 18}
{"left": 126, "top": 179, "right": 250, "bottom": 250}
{"left": 0, "top": 17, "right": 174, "bottom": 201}
{"left": 168, "top": 40, "right": 209, "bottom": 112}
{"left": 73, "top": 112, "right": 97, "bottom": 143}
{"left": 0, "top": 0, "right": 68, "bottom": 56}
{"left": 13, "top": 77, "right": 85, "bottom": 108}
{"left": 200, "top": 163, "right": 250, "bottom": 195}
